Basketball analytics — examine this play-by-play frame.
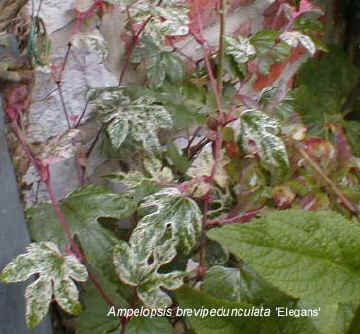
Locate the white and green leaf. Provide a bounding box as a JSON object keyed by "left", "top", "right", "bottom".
{"left": 225, "top": 36, "right": 256, "bottom": 64}
{"left": 238, "top": 109, "right": 290, "bottom": 181}
{"left": 280, "top": 31, "right": 316, "bottom": 55}
{"left": 26, "top": 185, "right": 137, "bottom": 282}
{"left": 0, "top": 242, "right": 87, "bottom": 328}
{"left": 89, "top": 88, "right": 173, "bottom": 151}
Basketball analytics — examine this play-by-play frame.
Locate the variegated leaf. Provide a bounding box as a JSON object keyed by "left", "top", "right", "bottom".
{"left": 88, "top": 88, "right": 173, "bottom": 151}
{"left": 187, "top": 144, "right": 230, "bottom": 197}
{"left": 135, "top": 187, "right": 202, "bottom": 254}
{"left": 280, "top": 31, "right": 316, "bottom": 55}
{"left": 72, "top": 30, "right": 109, "bottom": 59}
{"left": 113, "top": 238, "right": 184, "bottom": 308}
{"left": 0, "top": 242, "right": 87, "bottom": 328}
{"left": 238, "top": 110, "right": 290, "bottom": 181}
{"left": 225, "top": 36, "right": 256, "bottom": 64}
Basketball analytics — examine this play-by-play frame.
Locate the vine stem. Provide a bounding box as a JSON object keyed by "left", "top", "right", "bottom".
{"left": 295, "top": 143, "right": 359, "bottom": 218}
{"left": 6, "top": 103, "right": 118, "bottom": 309}
{"left": 190, "top": 0, "right": 223, "bottom": 113}
{"left": 217, "top": 0, "right": 226, "bottom": 93}
{"left": 198, "top": 194, "right": 209, "bottom": 280}
{"left": 205, "top": 208, "right": 265, "bottom": 229}
{"left": 118, "top": 12, "right": 153, "bottom": 85}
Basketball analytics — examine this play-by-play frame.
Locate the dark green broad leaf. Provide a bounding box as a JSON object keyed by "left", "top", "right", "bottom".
{"left": 202, "top": 265, "right": 292, "bottom": 306}
{"left": 127, "top": 316, "right": 172, "bottom": 334}
{"left": 201, "top": 265, "right": 360, "bottom": 334}
{"left": 176, "top": 285, "right": 279, "bottom": 334}
{"left": 76, "top": 279, "right": 130, "bottom": 334}
{"left": 26, "top": 185, "right": 137, "bottom": 282}
{"left": 1, "top": 242, "right": 87, "bottom": 329}
{"left": 207, "top": 209, "right": 360, "bottom": 304}
{"left": 238, "top": 109, "right": 290, "bottom": 182}
{"left": 291, "top": 47, "right": 359, "bottom": 135}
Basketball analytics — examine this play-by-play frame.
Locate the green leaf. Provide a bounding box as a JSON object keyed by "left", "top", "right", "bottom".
{"left": 127, "top": 316, "right": 172, "bottom": 334}
{"left": 207, "top": 209, "right": 360, "bottom": 304}
{"left": 291, "top": 47, "right": 359, "bottom": 135}
{"left": 250, "top": 30, "right": 279, "bottom": 55}
{"left": 238, "top": 110, "right": 290, "bottom": 182}
{"left": 162, "top": 53, "right": 185, "bottom": 83}
{"left": 166, "top": 139, "right": 191, "bottom": 173}
{"left": 76, "top": 280, "right": 130, "bottom": 334}
{"left": 202, "top": 265, "right": 292, "bottom": 306}
{"left": 344, "top": 121, "right": 360, "bottom": 157}
{"left": 26, "top": 185, "right": 137, "bottom": 282}
{"left": 250, "top": 30, "right": 291, "bottom": 74}
{"left": 0, "top": 242, "right": 87, "bottom": 328}
{"left": 88, "top": 88, "right": 173, "bottom": 151}
{"left": 176, "top": 285, "right": 276, "bottom": 334}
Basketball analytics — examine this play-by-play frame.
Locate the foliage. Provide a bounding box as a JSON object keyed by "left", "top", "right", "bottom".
{"left": 3, "top": 0, "right": 360, "bottom": 333}
{"left": 0, "top": 242, "right": 87, "bottom": 328}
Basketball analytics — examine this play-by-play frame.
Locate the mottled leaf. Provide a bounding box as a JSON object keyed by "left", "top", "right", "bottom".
{"left": 89, "top": 88, "right": 173, "bottom": 151}
{"left": 280, "top": 31, "right": 316, "bottom": 55}
{"left": 187, "top": 144, "right": 229, "bottom": 197}
{"left": 136, "top": 187, "right": 202, "bottom": 254}
{"left": 113, "top": 238, "right": 184, "bottom": 308}
{"left": 27, "top": 185, "right": 137, "bottom": 282}
{"left": 225, "top": 36, "right": 256, "bottom": 64}
{"left": 238, "top": 110, "right": 289, "bottom": 181}
{"left": 72, "top": 30, "right": 109, "bottom": 59}
{"left": 0, "top": 242, "right": 87, "bottom": 328}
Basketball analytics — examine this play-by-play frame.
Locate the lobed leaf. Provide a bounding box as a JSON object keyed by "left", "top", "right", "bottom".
{"left": 27, "top": 185, "right": 137, "bottom": 282}
{"left": 238, "top": 109, "right": 290, "bottom": 182}
{"left": 89, "top": 88, "right": 173, "bottom": 151}
{"left": 0, "top": 242, "right": 87, "bottom": 328}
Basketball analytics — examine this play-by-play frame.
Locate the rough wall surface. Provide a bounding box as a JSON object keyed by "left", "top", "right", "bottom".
{"left": 19, "top": 0, "right": 306, "bottom": 208}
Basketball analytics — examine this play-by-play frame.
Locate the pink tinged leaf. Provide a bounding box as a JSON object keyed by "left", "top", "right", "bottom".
{"left": 299, "top": 0, "right": 313, "bottom": 12}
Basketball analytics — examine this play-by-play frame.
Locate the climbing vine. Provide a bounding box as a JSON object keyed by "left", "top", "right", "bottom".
{"left": 2, "top": 0, "right": 360, "bottom": 333}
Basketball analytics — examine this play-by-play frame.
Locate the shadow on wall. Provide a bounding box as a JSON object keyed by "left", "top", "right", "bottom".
{"left": 0, "top": 97, "right": 52, "bottom": 334}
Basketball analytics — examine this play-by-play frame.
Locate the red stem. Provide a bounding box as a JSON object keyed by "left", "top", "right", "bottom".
{"left": 190, "top": 0, "right": 223, "bottom": 113}
{"left": 206, "top": 208, "right": 265, "bottom": 229}
{"left": 118, "top": 15, "right": 153, "bottom": 85}
{"left": 6, "top": 104, "right": 117, "bottom": 308}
